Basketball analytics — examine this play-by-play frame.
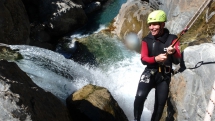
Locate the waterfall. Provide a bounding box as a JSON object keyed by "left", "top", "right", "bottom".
{"left": 10, "top": 38, "right": 155, "bottom": 121}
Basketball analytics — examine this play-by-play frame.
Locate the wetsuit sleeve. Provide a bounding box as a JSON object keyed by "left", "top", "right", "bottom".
{"left": 141, "top": 41, "right": 156, "bottom": 64}
{"left": 171, "top": 39, "right": 181, "bottom": 58}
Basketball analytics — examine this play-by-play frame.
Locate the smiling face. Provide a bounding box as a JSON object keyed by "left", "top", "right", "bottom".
{"left": 148, "top": 22, "right": 165, "bottom": 37}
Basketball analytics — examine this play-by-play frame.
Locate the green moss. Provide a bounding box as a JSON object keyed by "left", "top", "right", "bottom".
{"left": 179, "top": 1, "right": 215, "bottom": 51}
{"left": 0, "top": 46, "right": 23, "bottom": 61}
{"left": 77, "top": 33, "right": 126, "bottom": 68}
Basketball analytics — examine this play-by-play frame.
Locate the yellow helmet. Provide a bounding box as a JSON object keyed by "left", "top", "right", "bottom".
{"left": 147, "top": 10, "right": 167, "bottom": 24}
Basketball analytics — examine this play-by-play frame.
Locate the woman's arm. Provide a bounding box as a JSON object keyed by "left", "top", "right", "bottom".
{"left": 141, "top": 41, "right": 156, "bottom": 64}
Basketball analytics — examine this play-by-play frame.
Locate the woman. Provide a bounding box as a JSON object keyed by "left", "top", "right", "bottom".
{"left": 133, "top": 10, "right": 181, "bottom": 121}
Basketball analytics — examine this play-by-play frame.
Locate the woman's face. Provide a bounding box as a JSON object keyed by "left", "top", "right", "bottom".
{"left": 148, "top": 22, "right": 164, "bottom": 36}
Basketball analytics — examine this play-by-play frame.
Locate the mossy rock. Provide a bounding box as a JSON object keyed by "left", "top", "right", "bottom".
{"left": 0, "top": 46, "right": 23, "bottom": 61}
{"left": 179, "top": 1, "right": 215, "bottom": 51}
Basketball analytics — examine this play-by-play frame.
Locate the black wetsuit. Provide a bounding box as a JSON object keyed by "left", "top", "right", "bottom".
{"left": 134, "top": 29, "right": 181, "bottom": 121}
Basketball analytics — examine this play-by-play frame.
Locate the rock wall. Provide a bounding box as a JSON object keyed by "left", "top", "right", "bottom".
{"left": 0, "top": 60, "right": 72, "bottom": 121}
{"left": 0, "top": 0, "right": 30, "bottom": 45}
{"left": 112, "top": 0, "right": 206, "bottom": 40}
{"left": 170, "top": 43, "right": 215, "bottom": 121}
{"left": 21, "top": 0, "right": 88, "bottom": 49}
{"left": 158, "top": 0, "right": 205, "bottom": 34}
{"left": 111, "top": 0, "right": 153, "bottom": 43}
{"left": 0, "top": 0, "right": 110, "bottom": 50}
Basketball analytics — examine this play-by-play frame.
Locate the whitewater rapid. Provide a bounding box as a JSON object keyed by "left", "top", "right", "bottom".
{"left": 10, "top": 39, "right": 155, "bottom": 121}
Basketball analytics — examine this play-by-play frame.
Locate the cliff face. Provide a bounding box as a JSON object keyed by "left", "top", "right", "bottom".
{"left": 0, "top": 0, "right": 110, "bottom": 50}
{"left": 0, "top": 0, "right": 30, "bottom": 45}
{"left": 170, "top": 43, "right": 215, "bottom": 121}
{"left": 160, "top": 0, "right": 215, "bottom": 50}
{"left": 0, "top": 60, "right": 72, "bottom": 121}
{"left": 111, "top": 0, "right": 153, "bottom": 45}
{"left": 159, "top": 0, "right": 203, "bottom": 34}
{"left": 112, "top": 0, "right": 213, "bottom": 51}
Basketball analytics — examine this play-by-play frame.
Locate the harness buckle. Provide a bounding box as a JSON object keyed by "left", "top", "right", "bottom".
{"left": 164, "top": 65, "right": 171, "bottom": 74}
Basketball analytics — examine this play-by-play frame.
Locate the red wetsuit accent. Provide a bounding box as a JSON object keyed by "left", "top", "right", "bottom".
{"left": 141, "top": 39, "right": 181, "bottom": 64}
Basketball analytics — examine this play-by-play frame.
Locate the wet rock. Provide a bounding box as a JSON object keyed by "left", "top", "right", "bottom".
{"left": 0, "top": 45, "right": 23, "bottom": 61}
{"left": 0, "top": 60, "right": 72, "bottom": 121}
{"left": 56, "top": 37, "right": 78, "bottom": 59}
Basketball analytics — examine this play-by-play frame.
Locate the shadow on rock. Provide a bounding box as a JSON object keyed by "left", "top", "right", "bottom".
{"left": 70, "top": 42, "right": 98, "bottom": 66}
{"left": 66, "top": 97, "right": 115, "bottom": 121}
{"left": 66, "top": 84, "right": 128, "bottom": 121}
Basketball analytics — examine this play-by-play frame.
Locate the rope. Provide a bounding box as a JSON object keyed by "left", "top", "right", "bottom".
{"left": 173, "top": 61, "right": 215, "bottom": 75}
{"left": 204, "top": 80, "right": 215, "bottom": 121}
{"left": 185, "top": 0, "right": 213, "bottom": 29}
{"left": 171, "top": 0, "right": 212, "bottom": 47}
{"left": 181, "top": 3, "right": 215, "bottom": 119}
{"left": 187, "top": 61, "right": 215, "bottom": 69}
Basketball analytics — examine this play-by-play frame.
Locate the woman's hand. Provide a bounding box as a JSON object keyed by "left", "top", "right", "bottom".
{"left": 155, "top": 53, "right": 167, "bottom": 63}
{"left": 167, "top": 45, "right": 176, "bottom": 55}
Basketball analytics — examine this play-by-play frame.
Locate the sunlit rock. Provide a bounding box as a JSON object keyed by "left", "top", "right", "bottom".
{"left": 170, "top": 43, "right": 215, "bottom": 120}
{"left": 66, "top": 84, "right": 128, "bottom": 121}
{"left": 0, "top": 45, "right": 23, "bottom": 60}
{"left": 110, "top": 0, "right": 153, "bottom": 46}
{"left": 159, "top": 0, "right": 203, "bottom": 34}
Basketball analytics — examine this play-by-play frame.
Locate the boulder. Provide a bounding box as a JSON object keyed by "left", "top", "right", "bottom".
{"left": 0, "top": 60, "right": 72, "bottom": 121}
{"left": 0, "top": 0, "right": 30, "bottom": 45}
{"left": 111, "top": 0, "right": 153, "bottom": 43}
{"left": 21, "top": 0, "right": 88, "bottom": 48}
{"left": 170, "top": 43, "right": 215, "bottom": 120}
{"left": 66, "top": 84, "right": 128, "bottom": 121}
{"left": 40, "top": 0, "right": 87, "bottom": 36}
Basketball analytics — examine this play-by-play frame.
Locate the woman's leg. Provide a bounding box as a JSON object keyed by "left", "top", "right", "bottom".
{"left": 151, "top": 80, "right": 169, "bottom": 121}
{"left": 134, "top": 72, "right": 154, "bottom": 121}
